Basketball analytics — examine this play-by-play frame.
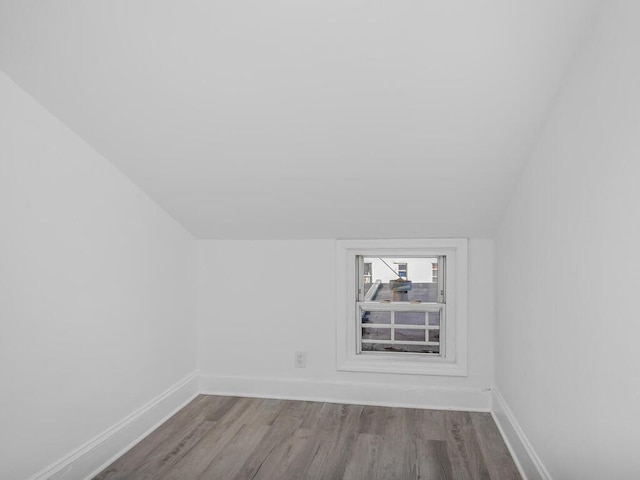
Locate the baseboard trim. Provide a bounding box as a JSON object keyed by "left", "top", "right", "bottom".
{"left": 491, "top": 388, "right": 551, "bottom": 480}
{"left": 27, "top": 371, "right": 200, "bottom": 480}
{"left": 200, "top": 373, "right": 491, "bottom": 412}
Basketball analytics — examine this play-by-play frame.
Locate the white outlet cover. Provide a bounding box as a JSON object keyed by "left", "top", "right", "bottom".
{"left": 295, "top": 351, "right": 307, "bottom": 368}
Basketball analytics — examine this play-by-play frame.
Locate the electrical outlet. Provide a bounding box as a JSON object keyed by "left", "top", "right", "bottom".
{"left": 294, "top": 351, "right": 307, "bottom": 368}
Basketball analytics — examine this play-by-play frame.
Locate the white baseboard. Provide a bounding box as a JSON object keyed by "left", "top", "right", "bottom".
{"left": 27, "top": 371, "right": 200, "bottom": 480}
{"left": 200, "top": 373, "right": 491, "bottom": 412}
{"left": 491, "top": 388, "right": 551, "bottom": 480}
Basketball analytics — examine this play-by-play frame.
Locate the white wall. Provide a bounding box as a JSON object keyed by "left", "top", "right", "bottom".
{"left": 197, "top": 239, "right": 493, "bottom": 409}
{"left": 0, "top": 72, "right": 197, "bottom": 480}
{"left": 495, "top": 2, "right": 640, "bottom": 478}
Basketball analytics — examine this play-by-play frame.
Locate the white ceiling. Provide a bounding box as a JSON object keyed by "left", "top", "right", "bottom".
{"left": 0, "top": 0, "right": 600, "bottom": 239}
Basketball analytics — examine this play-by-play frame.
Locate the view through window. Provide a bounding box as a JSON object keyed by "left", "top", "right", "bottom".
{"left": 357, "top": 256, "right": 445, "bottom": 355}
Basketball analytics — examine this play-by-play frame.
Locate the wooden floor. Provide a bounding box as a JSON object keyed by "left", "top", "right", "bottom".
{"left": 94, "top": 395, "right": 521, "bottom": 480}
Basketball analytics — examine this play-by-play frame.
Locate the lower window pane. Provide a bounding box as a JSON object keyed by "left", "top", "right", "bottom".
{"left": 428, "top": 311, "right": 441, "bottom": 326}
{"left": 395, "top": 311, "right": 425, "bottom": 325}
{"left": 362, "top": 343, "right": 440, "bottom": 354}
{"left": 428, "top": 329, "right": 440, "bottom": 342}
{"left": 361, "top": 310, "right": 391, "bottom": 325}
{"left": 362, "top": 327, "right": 391, "bottom": 341}
{"left": 395, "top": 329, "right": 426, "bottom": 342}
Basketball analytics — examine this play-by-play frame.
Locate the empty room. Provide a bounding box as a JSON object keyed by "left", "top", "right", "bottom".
{"left": 1, "top": 0, "right": 639, "bottom": 479}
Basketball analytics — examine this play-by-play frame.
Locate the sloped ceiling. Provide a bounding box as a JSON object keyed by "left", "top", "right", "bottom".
{"left": 0, "top": 0, "right": 600, "bottom": 239}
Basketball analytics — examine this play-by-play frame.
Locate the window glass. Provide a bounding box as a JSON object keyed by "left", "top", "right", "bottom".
{"left": 362, "top": 256, "right": 440, "bottom": 303}
{"left": 358, "top": 256, "right": 444, "bottom": 356}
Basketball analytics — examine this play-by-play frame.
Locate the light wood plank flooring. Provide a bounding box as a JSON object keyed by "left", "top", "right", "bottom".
{"left": 94, "top": 395, "right": 521, "bottom": 480}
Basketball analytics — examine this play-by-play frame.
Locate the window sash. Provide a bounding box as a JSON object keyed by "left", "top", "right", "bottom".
{"left": 358, "top": 256, "right": 446, "bottom": 303}
{"left": 357, "top": 302, "right": 445, "bottom": 355}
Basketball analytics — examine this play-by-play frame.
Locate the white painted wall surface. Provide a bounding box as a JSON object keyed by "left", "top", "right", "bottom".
{"left": 0, "top": 72, "right": 197, "bottom": 480}
{"left": 197, "top": 239, "right": 493, "bottom": 408}
{"left": 495, "top": 2, "right": 640, "bottom": 478}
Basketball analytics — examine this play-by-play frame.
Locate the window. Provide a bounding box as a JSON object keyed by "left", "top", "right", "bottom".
{"left": 358, "top": 256, "right": 444, "bottom": 355}
{"left": 336, "top": 239, "right": 468, "bottom": 376}
{"left": 395, "top": 262, "right": 408, "bottom": 279}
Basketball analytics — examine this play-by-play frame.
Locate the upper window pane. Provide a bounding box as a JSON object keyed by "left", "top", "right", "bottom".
{"left": 362, "top": 256, "right": 442, "bottom": 303}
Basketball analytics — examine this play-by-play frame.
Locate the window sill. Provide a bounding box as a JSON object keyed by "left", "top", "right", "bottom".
{"left": 338, "top": 353, "right": 467, "bottom": 376}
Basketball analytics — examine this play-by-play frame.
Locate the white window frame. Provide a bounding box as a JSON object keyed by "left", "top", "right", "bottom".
{"left": 336, "top": 238, "right": 468, "bottom": 376}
